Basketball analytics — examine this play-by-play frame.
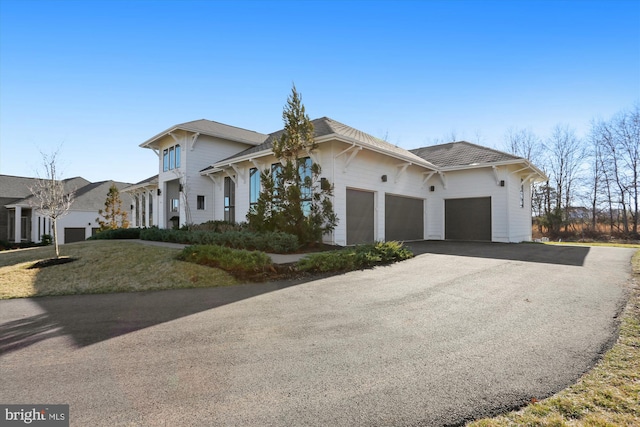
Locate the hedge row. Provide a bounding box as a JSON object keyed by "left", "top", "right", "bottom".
{"left": 177, "top": 245, "right": 273, "bottom": 280}
{"left": 297, "top": 241, "right": 413, "bottom": 272}
{"left": 139, "top": 228, "right": 299, "bottom": 254}
{"left": 89, "top": 228, "right": 142, "bottom": 240}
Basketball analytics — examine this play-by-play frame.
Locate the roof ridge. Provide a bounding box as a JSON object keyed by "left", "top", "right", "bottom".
{"left": 177, "top": 119, "right": 267, "bottom": 135}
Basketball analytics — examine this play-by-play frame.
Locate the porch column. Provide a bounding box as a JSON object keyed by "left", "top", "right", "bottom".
{"left": 136, "top": 193, "right": 143, "bottom": 227}
{"left": 144, "top": 191, "right": 150, "bottom": 227}
{"left": 14, "top": 206, "right": 21, "bottom": 243}
{"left": 30, "top": 212, "right": 39, "bottom": 242}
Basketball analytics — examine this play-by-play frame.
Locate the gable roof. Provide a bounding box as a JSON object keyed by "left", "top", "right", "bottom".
{"left": 410, "top": 141, "right": 522, "bottom": 168}
{"left": 122, "top": 175, "right": 159, "bottom": 193}
{"left": 140, "top": 119, "right": 269, "bottom": 149}
{"left": 203, "top": 117, "right": 438, "bottom": 172}
{"left": 410, "top": 141, "right": 546, "bottom": 179}
{"left": 0, "top": 174, "right": 39, "bottom": 199}
{"left": 72, "top": 180, "right": 133, "bottom": 210}
{"left": 3, "top": 176, "right": 133, "bottom": 210}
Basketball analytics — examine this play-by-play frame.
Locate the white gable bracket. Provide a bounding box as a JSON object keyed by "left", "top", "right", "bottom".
{"left": 334, "top": 143, "right": 362, "bottom": 172}
{"left": 492, "top": 166, "right": 502, "bottom": 186}
{"left": 223, "top": 168, "right": 237, "bottom": 185}
{"left": 395, "top": 162, "right": 411, "bottom": 183}
{"left": 511, "top": 166, "right": 529, "bottom": 174}
{"left": 438, "top": 171, "right": 447, "bottom": 189}
{"left": 422, "top": 171, "right": 435, "bottom": 187}
{"left": 168, "top": 132, "right": 180, "bottom": 143}
{"left": 249, "top": 158, "right": 265, "bottom": 172}
{"left": 229, "top": 164, "right": 244, "bottom": 183}
{"left": 152, "top": 149, "right": 159, "bottom": 157}
{"left": 207, "top": 173, "right": 222, "bottom": 190}
{"left": 190, "top": 132, "right": 200, "bottom": 151}
{"left": 305, "top": 148, "right": 320, "bottom": 165}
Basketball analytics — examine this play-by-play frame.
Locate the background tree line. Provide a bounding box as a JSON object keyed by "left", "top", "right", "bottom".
{"left": 504, "top": 102, "right": 639, "bottom": 240}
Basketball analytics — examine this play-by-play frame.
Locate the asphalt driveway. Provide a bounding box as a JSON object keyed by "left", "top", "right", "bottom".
{"left": 0, "top": 242, "right": 634, "bottom": 426}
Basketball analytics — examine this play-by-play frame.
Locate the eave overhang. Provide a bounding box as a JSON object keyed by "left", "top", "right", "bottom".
{"left": 439, "top": 159, "right": 547, "bottom": 181}
{"left": 140, "top": 124, "right": 267, "bottom": 150}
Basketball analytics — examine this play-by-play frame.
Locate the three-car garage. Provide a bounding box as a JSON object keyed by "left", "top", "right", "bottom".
{"left": 346, "top": 189, "right": 492, "bottom": 244}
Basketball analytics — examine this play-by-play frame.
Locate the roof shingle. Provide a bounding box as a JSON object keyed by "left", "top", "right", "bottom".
{"left": 410, "top": 141, "right": 521, "bottom": 168}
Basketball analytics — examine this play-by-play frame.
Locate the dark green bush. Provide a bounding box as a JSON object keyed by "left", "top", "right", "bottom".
{"left": 184, "top": 221, "right": 247, "bottom": 232}
{"left": 140, "top": 228, "right": 299, "bottom": 253}
{"left": 297, "top": 241, "right": 413, "bottom": 273}
{"left": 89, "top": 228, "right": 141, "bottom": 240}
{"left": 177, "top": 245, "right": 272, "bottom": 279}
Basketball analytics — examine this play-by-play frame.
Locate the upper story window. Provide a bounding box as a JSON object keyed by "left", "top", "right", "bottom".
{"left": 163, "top": 144, "right": 181, "bottom": 172}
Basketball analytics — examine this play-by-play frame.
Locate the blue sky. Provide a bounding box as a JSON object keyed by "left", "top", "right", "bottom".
{"left": 1, "top": 0, "right": 638, "bottom": 184}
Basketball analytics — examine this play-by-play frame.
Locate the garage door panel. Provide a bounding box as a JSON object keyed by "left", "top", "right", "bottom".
{"left": 64, "top": 227, "right": 86, "bottom": 244}
{"left": 385, "top": 195, "right": 423, "bottom": 241}
{"left": 346, "top": 189, "right": 374, "bottom": 245}
{"left": 445, "top": 197, "right": 491, "bottom": 241}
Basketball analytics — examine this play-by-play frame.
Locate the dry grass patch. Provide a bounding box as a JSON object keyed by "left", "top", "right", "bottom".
{"left": 467, "top": 250, "right": 640, "bottom": 426}
{"left": 0, "top": 240, "right": 237, "bottom": 299}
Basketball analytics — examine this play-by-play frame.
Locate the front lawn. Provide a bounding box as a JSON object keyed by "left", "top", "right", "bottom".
{"left": 0, "top": 240, "right": 237, "bottom": 299}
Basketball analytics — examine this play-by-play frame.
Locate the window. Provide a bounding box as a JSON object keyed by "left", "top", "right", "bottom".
{"left": 249, "top": 168, "right": 260, "bottom": 208}
{"left": 520, "top": 179, "right": 525, "bottom": 208}
{"left": 224, "top": 177, "right": 235, "bottom": 222}
{"left": 299, "top": 157, "right": 312, "bottom": 216}
{"left": 270, "top": 157, "right": 314, "bottom": 216}
{"left": 169, "top": 147, "right": 175, "bottom": 170}
{"left": 171, "top": 198, "right": 179, "bottom": 212}
{"left": 163, "top": 149, "right": 169, "bottom": 172}
{"left": 163, "top": 144, "right": 181, "bottom": 171}
{"left": 197, "top": 195, "right": 206, "bottom": 210}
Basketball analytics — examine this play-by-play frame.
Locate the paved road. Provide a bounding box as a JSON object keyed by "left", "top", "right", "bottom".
{"left": 0, "top": 242, "right": 634, "bottom": 426}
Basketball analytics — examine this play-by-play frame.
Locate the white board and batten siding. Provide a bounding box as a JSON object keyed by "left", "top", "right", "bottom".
{"left": 156, "top": 132, "right": 256, "bottom": 227}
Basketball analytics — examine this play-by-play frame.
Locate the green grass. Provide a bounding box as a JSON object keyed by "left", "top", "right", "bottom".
{"left": 0, "top": 240, "right": 237, "bottom": 299}
{"left": 467, "top": 248, "right": 640, "bottom": 426}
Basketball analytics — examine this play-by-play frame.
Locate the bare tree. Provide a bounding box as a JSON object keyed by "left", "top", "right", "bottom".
{"left": 504, "top": 127, "right": 543, "bottom": 162}
{"left": 29, "top": 150, "right": 75, "bottom": 258}
{"left": 590, "top": 104, "right": 640, "bottom": 236}
{"left": 545, "top": 124, "right": 586, "bottom": 233}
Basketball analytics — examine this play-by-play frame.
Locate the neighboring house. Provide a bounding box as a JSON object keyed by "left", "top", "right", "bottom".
{"left": 125, "top": 117, "right": 546, "bottom": 244}
{"left": 1, "top": 174, "right": 133, "bottom": 244}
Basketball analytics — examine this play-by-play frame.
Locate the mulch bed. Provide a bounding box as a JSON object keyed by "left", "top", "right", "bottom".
{"left": 28, "top": 257, "right": 78, "bottom": 269}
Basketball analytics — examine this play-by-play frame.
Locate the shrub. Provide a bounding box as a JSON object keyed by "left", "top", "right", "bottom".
{"left": 184, "top": 221, "right": 246, "bottom": 233}
{"left": 140, "top": 228, "right": 299, "bottom": 253}
{"left": 177, "top": 245, "right": 272, "bottom": 279}
{"left": 297, "top": 241, "right": 413, "bottom": 273}
{"left": 89, "top": 228, "right": 141, "bottom": 240}
{"left": 40, "top": 234, "right": 53, "bottom": 246}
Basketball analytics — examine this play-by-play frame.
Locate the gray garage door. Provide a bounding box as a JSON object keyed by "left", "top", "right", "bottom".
{"left": 385, "top": 194, "right": 424, "bottom": 241}
{"left": 346, "top": 189, "right": 374, "bottom": 245}
{"left": 64, "top": 227, "right": 86, "bottom": 244}
{"left": 445, "top": 197, "right": 492, "bottom": 241}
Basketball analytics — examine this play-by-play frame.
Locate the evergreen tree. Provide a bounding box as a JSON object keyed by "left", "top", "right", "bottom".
{"left": 247, "top": 85, "right": 337, "bottom": 244}
{"left": 97, "top": 184, "right": 130, "bottom": 230}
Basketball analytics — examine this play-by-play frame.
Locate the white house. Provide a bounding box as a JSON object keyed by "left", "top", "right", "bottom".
{"left": 1, "top": 175, "right": 133, "bottom": 245}
{"left": 126, "top": 117, "right": 545, "bottom": 244}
